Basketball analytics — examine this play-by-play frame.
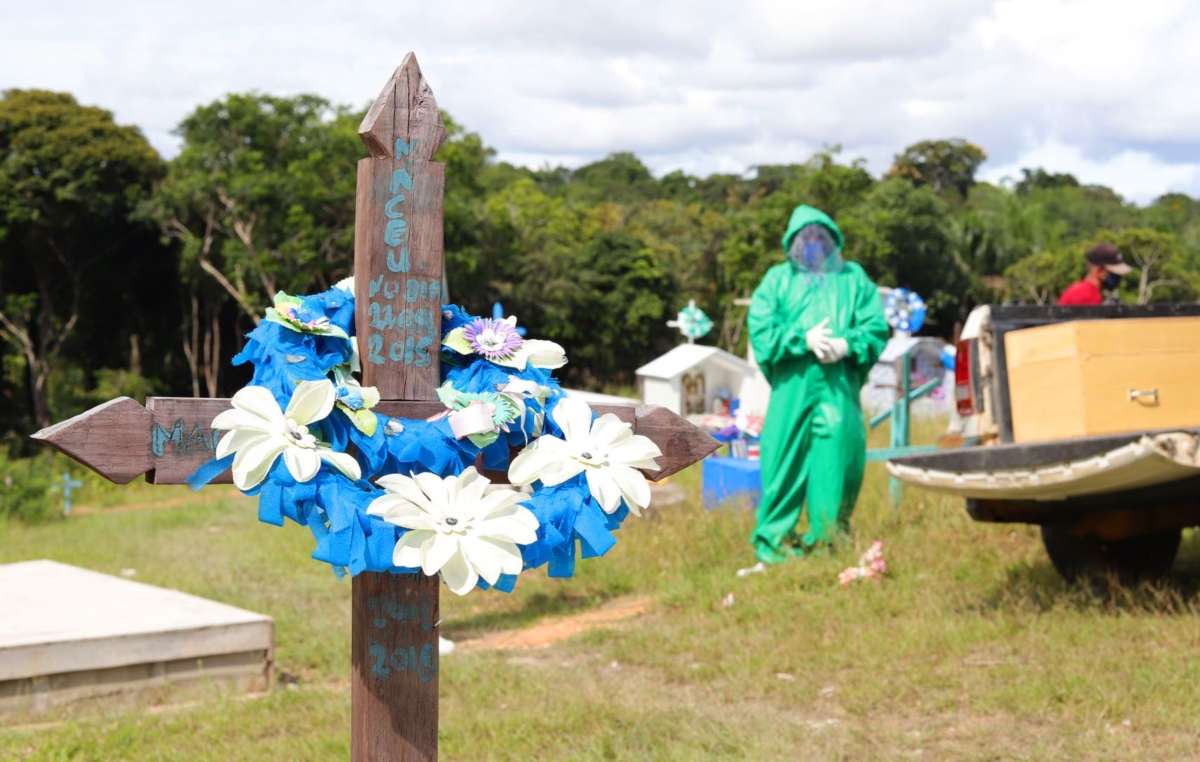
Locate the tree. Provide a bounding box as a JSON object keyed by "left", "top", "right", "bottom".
{"left": 886, "top": 139, "right": 987, "bottom": 198}
{"left": 621, "top": 199, "right": 728, "bottom": 348}
{"left": 563, "top": 230, "right": 675, "bottom": 384}
{"left": 840, "top": 178, "right": 969, "bottom": 329}
{"left": 792, "top": 150, "right": 876, "bottom": 219}
{"left": 1099, "top": 228, "right": 1198, "bottom": 304}
{"left": 566, "top": 152, "right": 661, "bottom": 205}
{"left": 1022, "top": 184, "right": 1139, "bottom": 246}
{"left": 476, "top": 177, "right": 595, "bottom": 336}
{"left": 472, "top": 177, "right": 684, "bottom": 387}
{"left": 1003, "top": 248, "right": 1079, "bottom": 305}
{"left": 146, "top": 94, "right": 364, "bottom": 395}
{"left": 0, "top": 89, "right": 165, "bottom": 430}
{"left": 1015, "top": 167, "right": 1079, "bottom": 196}
{"left": 659, "top": 170, "right": 700, "bottom": 203}
{"left": 1142, "top": 193, "right": 1200, "bottom": 256}
{"left": 437, "top": 111, "right": 497, "bottom": 303}
{"left": 1003, "top": 228, "right": 1198, "bottom": 306}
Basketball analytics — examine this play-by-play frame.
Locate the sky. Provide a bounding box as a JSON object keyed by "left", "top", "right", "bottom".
{"left": 4, "top": 0, "right": 1200, "bottom": 204}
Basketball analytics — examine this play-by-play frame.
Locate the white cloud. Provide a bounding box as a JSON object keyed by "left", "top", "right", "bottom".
{"left": 982, "top": 138, "right": 1200, "bottom": 204}
{"left": 732, "top": 0, "right": 995, "bottom": 62}
{"left": 3, "top": 0, "right": 1200, "bottom": 204}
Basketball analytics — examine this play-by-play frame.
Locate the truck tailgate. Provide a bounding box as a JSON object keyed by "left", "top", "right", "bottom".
{"left": 888, "top": 430, "right": 1200, "bottom": 501}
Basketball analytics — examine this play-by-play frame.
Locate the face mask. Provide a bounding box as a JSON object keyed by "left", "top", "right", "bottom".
{"left": 1102, "top": 272, "right": 1122, "bottom": 290}
{"left": 801, "top": 241, "right": 828, "bottom": 269}
{"left": 788, "top": 224, "right": 835, "bottom": 270}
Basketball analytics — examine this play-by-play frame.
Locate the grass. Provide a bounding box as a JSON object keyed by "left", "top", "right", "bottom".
{"left": 4, "top": 421, "right": 1200, "bottom": 760}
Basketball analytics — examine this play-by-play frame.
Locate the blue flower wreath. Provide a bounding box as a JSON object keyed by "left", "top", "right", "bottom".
{"left": 884, "top": 287, "right": 927, "bottom": 333}
{"left": 188, "top": 280, "right": 646, "bottom": 593}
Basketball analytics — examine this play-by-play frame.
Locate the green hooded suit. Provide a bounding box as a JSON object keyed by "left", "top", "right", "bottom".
{"left": 747, "top": 205, "right": 888, "bottom": 563}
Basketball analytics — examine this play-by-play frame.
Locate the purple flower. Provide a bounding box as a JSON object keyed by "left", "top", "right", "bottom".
{"left": 463, "top": 317, "right": 523, "bottom": 361}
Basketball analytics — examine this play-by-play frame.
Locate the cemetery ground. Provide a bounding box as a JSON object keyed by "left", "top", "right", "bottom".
{"left": 4, "top": 424, "right": 1200, "bottom": 761}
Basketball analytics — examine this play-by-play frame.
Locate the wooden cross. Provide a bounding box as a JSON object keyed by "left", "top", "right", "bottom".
{"left": 32, "top": 53, "right": 719, "bottom": 762}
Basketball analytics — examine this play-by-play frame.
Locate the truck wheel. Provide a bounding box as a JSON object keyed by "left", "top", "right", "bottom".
{"left": 1040, "top": 525, "right": 1182, "bottom": 584}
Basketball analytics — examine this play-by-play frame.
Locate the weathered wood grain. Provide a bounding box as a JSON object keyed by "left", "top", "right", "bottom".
{"left": 30, "top": 397, "right": 153, "bottom": 484}
{"left": 351, "top": 570, "right": 439, "bottom": 762}
{"left": 31, "top": 397, "right": 717, "bottom": 486}
{"left": 355, "top": 54, "right": 445, "bottom": 762}
{"left": 145, "top": 397, "right": 231, "bottom": 484}
{"left": 359, "top": 53, "right": 445, "bottom": 162}
{"left": 626, "top": 404, "right": 721, "bottom": 480}
{"left": 355, "top": 53, "right": 447, "bottom": 402}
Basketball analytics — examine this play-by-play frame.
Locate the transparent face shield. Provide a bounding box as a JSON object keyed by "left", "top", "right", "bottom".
{"left": 787, "top": 223, "right": 843, "bottom": 276}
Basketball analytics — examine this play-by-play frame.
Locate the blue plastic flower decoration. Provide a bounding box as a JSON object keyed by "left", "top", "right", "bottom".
{"left": 189, "top": 289, "right": 658, "bottom": 596}
{"left": 884, "top": 288, "right": 927, "bottom": 333}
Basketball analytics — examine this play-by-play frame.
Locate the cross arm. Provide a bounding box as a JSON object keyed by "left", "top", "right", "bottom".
{"left": 32, "top": 397, "right": 719, "bottom": 485}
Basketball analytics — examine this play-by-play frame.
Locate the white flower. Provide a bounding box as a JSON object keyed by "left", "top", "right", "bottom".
{"left": 367, "top": 467, "right": 539, "bottom": 596}
{"left": 212, "top": 380, "right": 362, "bottom": 490}
{"left": 508, "top": 398, "right": 662, "bottom": 515}
{"left": 442, "top": 315, "right": 567, "bottom": 370}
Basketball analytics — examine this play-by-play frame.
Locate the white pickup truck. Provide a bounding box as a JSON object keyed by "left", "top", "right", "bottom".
{"left": 888, "top": 303, "right": 1200, "bottom": 583}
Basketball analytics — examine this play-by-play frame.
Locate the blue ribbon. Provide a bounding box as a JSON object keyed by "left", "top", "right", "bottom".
{"left": 186, "top": 454, "right": 234, "bottom": 491}
{"left": 202, "top": 292, "right": 635, "bottom": 592}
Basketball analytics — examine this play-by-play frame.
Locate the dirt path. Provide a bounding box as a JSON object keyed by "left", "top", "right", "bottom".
{"left": 454, "top": 596, "right": 651, "bottom": 652}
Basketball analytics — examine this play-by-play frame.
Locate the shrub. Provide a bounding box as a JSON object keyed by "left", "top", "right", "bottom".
{"left": 0, "top": 453, "right": 66, "bottom": 524}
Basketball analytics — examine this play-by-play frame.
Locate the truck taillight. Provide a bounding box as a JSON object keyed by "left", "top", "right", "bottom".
{"left": 955, "top": 339, "right": 975, "bottom": 416}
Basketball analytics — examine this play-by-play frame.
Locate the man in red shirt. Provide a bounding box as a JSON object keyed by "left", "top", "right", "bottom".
{"left": 1057, "top": 243, "right": 1132, "bottom": 305}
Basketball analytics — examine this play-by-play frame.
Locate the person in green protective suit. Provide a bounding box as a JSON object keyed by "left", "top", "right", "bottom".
{"left": 745, "top": 205, "right": 888, "bottom": 567}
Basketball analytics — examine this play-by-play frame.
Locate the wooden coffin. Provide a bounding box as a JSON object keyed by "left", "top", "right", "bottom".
{"left": 1004, "top": 317, "right": 1200, "bottom": 443}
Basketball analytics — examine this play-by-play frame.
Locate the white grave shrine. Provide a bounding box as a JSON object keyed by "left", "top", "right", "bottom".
{"left": 0, "top": 560, "right": 273, "bottom": 717}
{"left": 636, "top": 344, "right": 754, "bottom": 417}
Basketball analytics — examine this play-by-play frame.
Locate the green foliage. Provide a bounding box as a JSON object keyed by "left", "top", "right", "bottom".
{"left": 9, "top": 455, "right": 1200, "bottom": 758}
{"left": 0, "top": 89, "right": 169, "bottom": 437}
{"left": 437, "top": 111, "right": 495, "bottom": 302}
{"left": 472, "top": 180, "right": 677, "bottom": 386}
{"left": 1004, "top": 248, "right": 1080, "bottom": 305}
{"left": 8, "top": 84, "right": 1200, "bottom": 442}
{"left": 563, "top": 230, "right": 676, "bottom": 382}
{"left": 147, "top": 93, "right": 364, "bottom": 316}
{"left": 0, "top": 452, "right": 63, "bottom": 524}
{"left": 44, "top": 365, "right": 161, "bottom": 422}
{"left": 1022, "top": 184, "right": 1140, "bottom": 245}
{"left": 566, "top": 152, "right": 661, "bottom": 205}
{"left": 0, "top": 90, "right": 163, "bottom": 227}
{"left": 1015, "top": 167, "right": 1080, "bottom": 195}
{"left": 1143, "top": 193, "right": 1200, "bottom": 262}
{"left": 886, "top": 138, "right": 987, "bottom": 198}
{"left": 954, "top": 183, "right": 1047, "bottom": 273}
{"left": 1095, "top": 227, "right": 1200, "bottom": 304}
{"left": 1002, "top": 228, "right": 1200, "bottom": 306}
{"left": 842, "top": 178, "right": 969, "bottom": 328}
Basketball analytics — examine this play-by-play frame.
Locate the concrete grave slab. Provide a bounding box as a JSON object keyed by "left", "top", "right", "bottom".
{"left": 0, "top": 560, "right": 273, "bottom": 716}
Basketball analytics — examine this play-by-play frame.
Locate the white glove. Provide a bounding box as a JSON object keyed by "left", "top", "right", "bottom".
{"left": 821, "top": 337, "right": 849, "bottom": 364}
{"left": 805, "top": 318, "right": 833, "bottom": 361}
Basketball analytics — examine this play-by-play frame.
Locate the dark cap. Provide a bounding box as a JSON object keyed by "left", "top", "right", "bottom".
{"left": 1085, "top": 243, "right": 1132, "bottom": 275}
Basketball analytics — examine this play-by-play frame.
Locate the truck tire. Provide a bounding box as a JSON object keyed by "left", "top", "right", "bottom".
{"left": 1040, "top": 525, "right": 1181, "bottom": 584}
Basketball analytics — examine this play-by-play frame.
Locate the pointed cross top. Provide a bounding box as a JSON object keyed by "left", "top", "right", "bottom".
{"left": 359, "top": 52, "right": 447, "bottom": 161}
